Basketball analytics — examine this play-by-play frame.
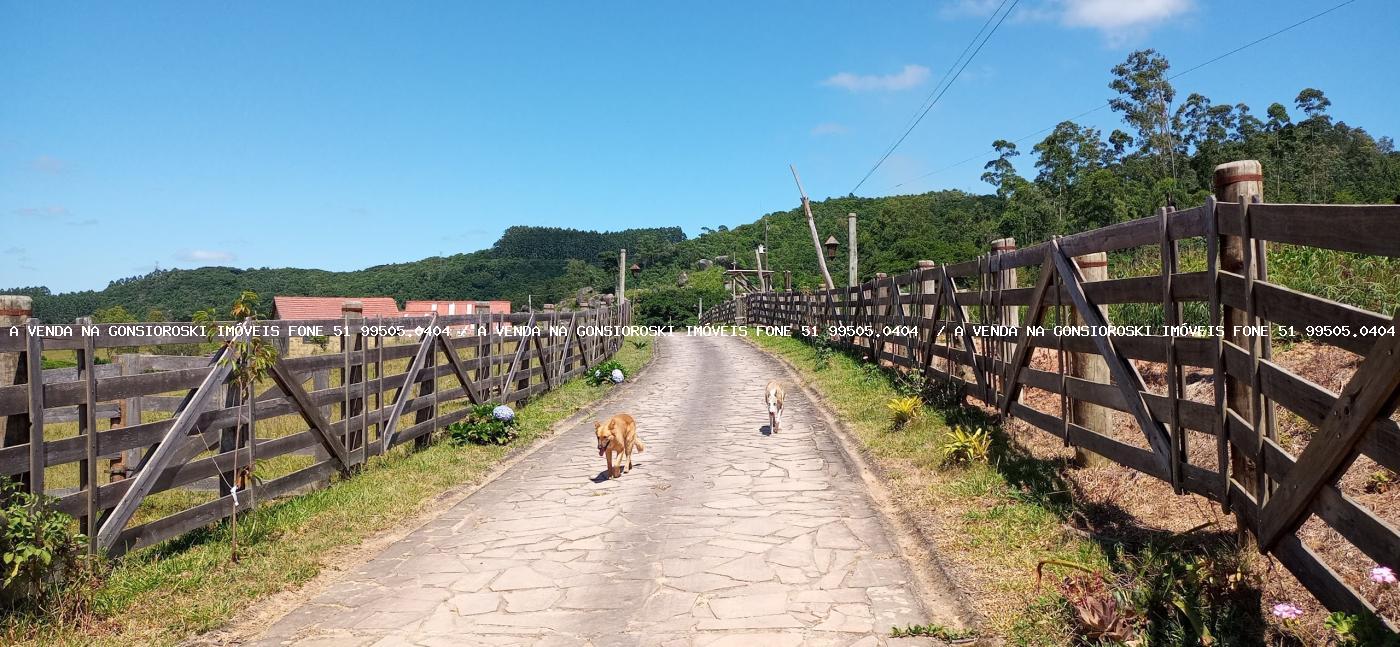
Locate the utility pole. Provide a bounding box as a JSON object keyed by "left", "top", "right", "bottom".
{"left": 847, "top": 213, "right": 858, "bottom": 288}
{"left": 617, "top": 249, "right": 627, "bottom": 304}
{"left": 789, "top": 165, "right": 836, "bottom": 291}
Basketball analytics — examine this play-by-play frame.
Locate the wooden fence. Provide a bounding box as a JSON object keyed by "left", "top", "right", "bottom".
{"left": 702, "top": 197, "right": 1400, "bottom": 625}
{"left": 0, "top": 302, "right": 629, "bottom": 556}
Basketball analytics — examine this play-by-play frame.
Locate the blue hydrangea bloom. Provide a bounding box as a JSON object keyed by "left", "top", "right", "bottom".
{"left": 492, "top": 405, "right": 515, "bottom": 422}
{"left": 610, "top": 369, "right": 624, "bottom": 383}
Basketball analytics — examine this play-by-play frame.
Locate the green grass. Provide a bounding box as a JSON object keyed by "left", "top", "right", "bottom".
{"left": 745, "top": 331, "right": 1101, "bottom": 646}
{"left": 5, "top": 338, "right": 652, "bottom": 647}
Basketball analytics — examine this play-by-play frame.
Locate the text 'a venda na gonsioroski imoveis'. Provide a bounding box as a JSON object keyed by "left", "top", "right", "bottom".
{"left": 9, "top": 322, "right": 1397, "bottom": 340}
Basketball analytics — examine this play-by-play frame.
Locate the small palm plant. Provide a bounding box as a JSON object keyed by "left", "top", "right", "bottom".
{"left": 886, "top": 396, "right": 923, "bottom": 429}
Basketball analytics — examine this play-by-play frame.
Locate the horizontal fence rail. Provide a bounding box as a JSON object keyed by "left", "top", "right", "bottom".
{"left": 0, "top": 303, "right": 629, "bottom": 556}
{"left": 703, "top": 198, "right": 1400, "bottom": 627}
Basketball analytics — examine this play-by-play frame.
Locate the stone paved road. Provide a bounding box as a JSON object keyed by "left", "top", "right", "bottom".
{"left": 255, "top": 336, "right": 940, "bottom": 646}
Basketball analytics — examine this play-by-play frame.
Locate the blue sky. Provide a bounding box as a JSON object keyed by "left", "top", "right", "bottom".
{"left": 2, "top": 0, "right": 1396, "bottom": 292}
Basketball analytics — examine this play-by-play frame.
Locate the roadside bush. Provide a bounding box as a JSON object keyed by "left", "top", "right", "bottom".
{"left": 939, "top": 425, "right": 991, "bottom": 465}
{"left": 0, "top": 481, "right": 95, "bottom": 615}
{"left": 447, "top": 404, "right": 518, "bottom": 446}
{"left": 1119, "top": 542, "right": 1260, "bottom": 645}
{"left": 886, "top": 396, "right": 923, "bottom": 429}
{"left": 586, "top": 359, "right": 626, "bottom": 386}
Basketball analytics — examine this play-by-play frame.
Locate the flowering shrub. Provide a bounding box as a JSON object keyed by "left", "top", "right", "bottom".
{"left": 448, "top": 404, "right": 519, "bottom": 445}
{"left": 586, "top": 359, "right": 626, "bottom": 386}
{"left": 491, "top": 404, "right": 515, "bottom": 422}
{"left": 1272, "top": 602, "right": 1303, "bottom": 620}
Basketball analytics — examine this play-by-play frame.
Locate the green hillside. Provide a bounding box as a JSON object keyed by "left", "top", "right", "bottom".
{"left": 8, "top": 227, "right": 680, "bottom": 323}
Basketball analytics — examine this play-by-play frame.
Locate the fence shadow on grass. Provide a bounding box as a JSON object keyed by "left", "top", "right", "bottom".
{"left": 803, "top": 334, "right": 1270, "bottom": 645}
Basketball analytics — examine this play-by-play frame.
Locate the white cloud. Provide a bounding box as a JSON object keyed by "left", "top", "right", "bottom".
{"left": 811, "top": 122, "right": 848, "bottom": 136}
{"left": 821, "top": 65, "right": 930, "bottom": 92}
{"left": 940, "top": 0, "right": 1190, "bottom": 42}
{"left": 13, "top": 206, "right": 69, "bottom": 219}
{"left": 30, "top": 155, "right": 70, "bottom": 174}
{"left": 176, "top": 249, "right": 236, "bottom": 263}
{"left": 1060, "top": 0, "right": 1191, "bottom": 31}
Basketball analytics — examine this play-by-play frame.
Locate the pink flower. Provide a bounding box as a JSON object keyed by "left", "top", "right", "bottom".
{"left": 1370, "top": 565, "right": 1397, "bottom": 584}
{"left": 1272, "top": 603, "right": 1303, "bottom": 620}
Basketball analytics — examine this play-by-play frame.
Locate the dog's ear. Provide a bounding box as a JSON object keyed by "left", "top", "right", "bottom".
{"left": 594, "top": 421, "right": 602, "bottom": 430}
{"left": 607, "top": 419, "right": 616, "bottom": 430}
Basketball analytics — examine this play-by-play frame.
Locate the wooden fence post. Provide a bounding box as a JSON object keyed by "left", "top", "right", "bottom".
{"left": 917, "top": 261, "right": 936, "bottom": 370}
{"left": 1214, "top": 159, "right": 1266, "bottom": 527}
{"left": 112, "top": 354, "right": 141, "bottom": 481}
{"left": 341, "top": 301, "right": 365, "bottom": 459}
{"left": 414, "top": 334, "right": 437, "bottom": 451}
{"left": 1071, "top": 251, "right": 1113, "bottom": 467}
{"left": 783, "top": 271, "right": 792, "bottom": 292}
{"left": 874, "top": 273, "right": 889, "bottom": 364}
{"left": 992, "top": 239, "right": 1018, "bottom": 403}
{"left": 0, "top": 296, "right": 32, "bottom": 482}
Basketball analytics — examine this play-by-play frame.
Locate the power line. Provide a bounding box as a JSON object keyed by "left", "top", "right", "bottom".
{"left": 849, "top": 0, "right": 1020, "bottom": 195}
{"left": 886, "top": 0, "right": 1360, "bottom": 192}
{"left": 863, "top": 0, "right": 1011, "bottom": 173}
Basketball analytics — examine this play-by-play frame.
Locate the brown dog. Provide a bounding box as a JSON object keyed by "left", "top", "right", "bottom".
{"left": 595, "top": 413, "right": 644, "bottom": 479}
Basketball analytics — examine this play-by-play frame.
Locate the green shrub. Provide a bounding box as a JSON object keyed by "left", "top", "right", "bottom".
{"left": 1326, "top": 611, "right": 1400, "bottom": 647}
{"left": 447, "top": 404, "right": 519, "bottom": 446}
{"left": 886, "top": 396, "right": 923, "bottom": 429}
{"left": 585, "top": 359, "right": 626, "bottom": 386}
{"left": 939, "top": 425, "right": 991, "bottom": 465}
{"left": 0, "top": 481, "right": 94, "bottom": 613}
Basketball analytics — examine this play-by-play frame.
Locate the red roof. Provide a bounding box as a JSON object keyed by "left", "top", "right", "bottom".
{"left": 273, "top": 296, "right": 402, "bottom": 319}
{"left": 404, "top": 300, "right": 511, "bottom": 315}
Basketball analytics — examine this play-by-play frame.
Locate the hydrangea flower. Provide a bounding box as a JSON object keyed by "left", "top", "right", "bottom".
{"left": 492, "top": 405, "right": 515, "bottom": 422}
{"left": 1371, "top": 565, "right": 1397, "bottom": 584}
{"left": 610, "top": 369, "right": 625, "bottom": 383}
{"left": 1271, "top": 602, "right": 1303, "bottom": 619}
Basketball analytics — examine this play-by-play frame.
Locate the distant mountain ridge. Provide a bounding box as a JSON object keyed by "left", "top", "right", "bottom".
{"left": 7, "top": 226, "right": 683, "bottom": 322}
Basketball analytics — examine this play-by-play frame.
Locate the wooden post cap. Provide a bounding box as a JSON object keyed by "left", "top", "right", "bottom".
{"left": 991, "top": 238, "right": 1017, "bottom": 252}
{"left": 1213, "top": 160, "right": 1263, "bottom": 190}
{"left": 341, "top": 300, "right": 363, "bottom": 314}
{"left": 1076, "top": 252, "right": 1108, "bottom": 269}
{"left": 0, "top": 295, "right": 33, "bottom": 317}
{"left": 916, "top": 260, "right": 935, "bottom": 268}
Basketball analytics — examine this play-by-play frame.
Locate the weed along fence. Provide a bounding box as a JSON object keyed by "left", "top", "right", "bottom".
{"left": 0, "top": 300, "right": 629, "bottom": 557}
{"left": 702, "top": 168, "right": 1400, "bottom": 625}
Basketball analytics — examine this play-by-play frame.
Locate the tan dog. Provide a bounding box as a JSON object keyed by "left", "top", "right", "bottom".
{"left": 765, "top": 380, "right": 785, "bottom": 433}
{"left": 595, "top": 413, "right": 644, "bottom": 479}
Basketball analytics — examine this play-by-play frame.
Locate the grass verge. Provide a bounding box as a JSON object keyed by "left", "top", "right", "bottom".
{"left": 5, "top": 337, "right": 653, "bottom": 647}
{"left": 745, "top": 331, "right": 1095, "bottom": 645}
{"left": 748, "top": 332, "right": 1273, "bottom": 645}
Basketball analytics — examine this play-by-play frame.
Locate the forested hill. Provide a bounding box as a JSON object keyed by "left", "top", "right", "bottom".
{"left": 7, "top": 226, "right": 680, "bottom": 323}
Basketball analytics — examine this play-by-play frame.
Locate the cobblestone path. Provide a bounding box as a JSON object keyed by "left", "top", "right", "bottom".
{"left": 255, "top": 336, "right": 942, "bottom": 646}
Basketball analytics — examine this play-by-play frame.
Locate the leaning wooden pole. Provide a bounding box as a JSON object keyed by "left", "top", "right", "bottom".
{"left": 789, "top": 165, "right": 836, "bottom": 291}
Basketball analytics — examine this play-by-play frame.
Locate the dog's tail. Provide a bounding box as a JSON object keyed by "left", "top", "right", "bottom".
{"left": 634, "top": 439, "right": 646, "bottom": 453}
